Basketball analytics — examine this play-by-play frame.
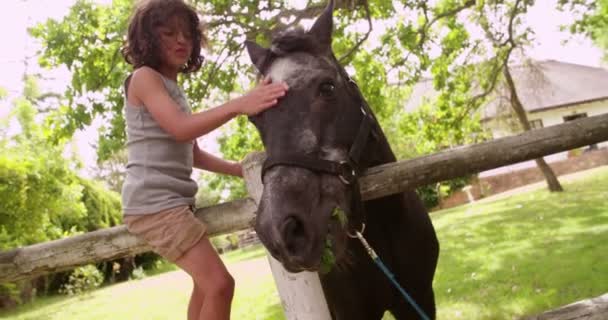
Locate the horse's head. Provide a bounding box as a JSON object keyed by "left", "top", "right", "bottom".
{"left": 245, "top": 0, "right": 382, "bottom": 273}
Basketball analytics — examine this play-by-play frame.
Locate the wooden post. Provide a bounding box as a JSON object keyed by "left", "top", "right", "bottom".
{"left": 242, "top": 152, "right": 332, "bottom": 320}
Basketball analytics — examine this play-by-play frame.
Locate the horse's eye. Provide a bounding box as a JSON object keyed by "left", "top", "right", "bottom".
{"left": 319, "top": 82, "right": 335, "bottom": 97}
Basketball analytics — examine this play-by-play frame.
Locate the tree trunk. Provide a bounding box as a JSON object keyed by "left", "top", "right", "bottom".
{"left": 503, "top": 65, "right": 564, "bottom": 192}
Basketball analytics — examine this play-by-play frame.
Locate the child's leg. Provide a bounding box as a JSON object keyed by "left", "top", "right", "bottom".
{"left": 175, "top": 236, "right": 235, "bottom": 320}
{"left": 124, "top": 206, "right": 233, "bottom": 319}
{"left": 187, "top": 282, "right": 205, "bottom": 320}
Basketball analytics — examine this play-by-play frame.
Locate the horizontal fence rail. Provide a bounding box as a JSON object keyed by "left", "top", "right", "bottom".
{"left": 2, "top": 112, "right": 608, "bottom": 283}
{"left": 524, "top": 293, "right": 608, "bottom": 320}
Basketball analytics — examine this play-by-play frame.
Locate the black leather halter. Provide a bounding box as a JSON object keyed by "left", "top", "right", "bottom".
{"left": 262, "top": 107, "right": 373, "bottom": 184}
{"left": 261, "top": 58, "right": 376, "bottom": 186}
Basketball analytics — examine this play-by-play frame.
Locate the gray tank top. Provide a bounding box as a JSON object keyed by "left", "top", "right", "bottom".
{"left": 121, "top": 74, "right": 198, "bottom": 215}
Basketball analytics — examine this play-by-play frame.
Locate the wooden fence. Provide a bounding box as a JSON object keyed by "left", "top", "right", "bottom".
{"left": 1, "top": 112, "right": 608, "bottom": 318}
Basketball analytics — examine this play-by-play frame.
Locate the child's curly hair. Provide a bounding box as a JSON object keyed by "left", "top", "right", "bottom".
{"left": 122, "top": 0, "right": 208, "bottom": 74}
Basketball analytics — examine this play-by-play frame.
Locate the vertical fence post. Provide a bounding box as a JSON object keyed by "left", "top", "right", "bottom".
{"left": 242, "top": 152, "right": 332, "bottom": 320}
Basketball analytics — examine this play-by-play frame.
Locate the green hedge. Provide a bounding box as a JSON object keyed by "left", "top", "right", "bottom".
{"left": 0, "top": 153, "right": 127, "bottom": 305}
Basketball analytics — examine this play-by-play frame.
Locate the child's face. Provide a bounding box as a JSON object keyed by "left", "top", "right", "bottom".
{"left": 157, "top": 16, "right": 194, "bottom": 70}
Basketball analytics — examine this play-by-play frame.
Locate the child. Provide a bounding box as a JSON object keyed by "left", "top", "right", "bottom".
{"left": 120, "top": 1, "right": 288, "bottom": 319}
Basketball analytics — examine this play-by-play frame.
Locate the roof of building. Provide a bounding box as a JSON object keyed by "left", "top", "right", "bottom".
{"left": 404, "top": 60, "right": 608, "bottom": 119}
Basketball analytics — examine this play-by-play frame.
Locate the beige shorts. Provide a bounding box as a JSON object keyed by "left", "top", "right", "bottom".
{"left": 123, "top": 205, "right": 207, "bottom": 262}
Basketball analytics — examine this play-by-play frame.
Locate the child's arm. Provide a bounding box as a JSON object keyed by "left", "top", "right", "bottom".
{"left": 193, "top": 141, "right": 242, "bottom": 177}
{"left": 128, "top": 66, "right": 288, "bottom": 142}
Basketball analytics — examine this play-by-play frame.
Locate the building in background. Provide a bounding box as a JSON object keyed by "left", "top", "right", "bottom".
{"left": 405, "top": 60, "right": 608, "bottom": 178}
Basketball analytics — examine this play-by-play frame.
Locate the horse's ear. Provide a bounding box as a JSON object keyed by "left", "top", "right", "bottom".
{"left": 308, "top": 0, "right": 334, "bottom": 51}
{"left": 245, "top": 40, "right": 269, "bottom": 73}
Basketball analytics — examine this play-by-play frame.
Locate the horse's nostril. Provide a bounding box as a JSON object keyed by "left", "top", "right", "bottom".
{"left": 284, "top": 216, "right": 304, "bottom": 237}
{"left": 281, "top": 216, "right": 307, "bottom": 254}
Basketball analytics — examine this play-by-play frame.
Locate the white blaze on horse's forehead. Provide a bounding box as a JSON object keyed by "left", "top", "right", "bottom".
{"left": 267, "top": 56, "right": 323, "bottom": 88}
{"left": 298, "top": 129, "right": 318, "bottom": 153}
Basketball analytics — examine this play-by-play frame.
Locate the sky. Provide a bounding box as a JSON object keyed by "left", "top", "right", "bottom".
{"left": 0, "top": 0, "right": 604, "bottom": 176}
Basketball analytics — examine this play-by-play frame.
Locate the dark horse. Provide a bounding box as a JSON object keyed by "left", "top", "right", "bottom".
{"left": 244, "top": 1, "right": 439, "bottom": 318}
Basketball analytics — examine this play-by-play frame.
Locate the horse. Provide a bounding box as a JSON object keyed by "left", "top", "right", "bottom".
{"left": 244, "top": 1, "right": 439, "bottom": 318}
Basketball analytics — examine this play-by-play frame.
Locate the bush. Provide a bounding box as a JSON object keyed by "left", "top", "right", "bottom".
{"left": 210, "top": 236, "right": 231, "bottom": 253}
{"left": 76, "top": 177, "right": 122, "bottom": 230}
{"left": 417, "top": 176, "right": 472, "bottom": 209}
{"left": 0, "top": 154, "right": 85, "bottom": 249}
{"left": 130, "top": 266, "right": 146, "bottom": 280}
{"left": 226, "top": 233, "right": 240, "bottom": 250}
{"left": 59, "top": 265, "right": 104, "bottom": 296}
{"left": 0, "top": 283, "right": 21, "bottom": 308}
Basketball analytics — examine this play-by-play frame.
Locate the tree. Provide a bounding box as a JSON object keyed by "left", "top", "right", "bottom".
{"left": 388, "top": 0, "right": 564, "bottom": 193}
{"left": 0, "top": 76, "right": 85, "bottom": 249}
{"left": 195, "top": 172, "right": 222, "bottom": 208}
{"left": 93, "top": 149, "right": 127, "bottom": 193}
{"left": 562, "top": 0, "right": 608, "bottom": 60}
{"left": 503, "top": 63, "right": 563, "bottom": 191}
{"left": 478, "top": 0, "right": 563, "bottom": 192}
{"left": 29, "top": 0, "right": 406, "bottom": 199}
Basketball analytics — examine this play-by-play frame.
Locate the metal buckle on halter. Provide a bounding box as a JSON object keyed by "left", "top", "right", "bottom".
{"left": 338, "top": 161, "right": 357, "bottom": 185}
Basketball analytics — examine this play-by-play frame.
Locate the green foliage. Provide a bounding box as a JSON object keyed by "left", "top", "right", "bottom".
{"left": 59, "top": 265, "right": 104, "bottom": 296}
{"left": 319, "top": 238, "right": 336, "bottom": 274}
{"left": 195, "top": 173, "right": 222, "bottom": 207}
{"left": 212, "top": 116, "right": 263, "bottom": 200}
{"left": 0, "top": 76, "right": 124, "bottom": 305}
{"left": 0, "top": 87, "right": 7, "bottom": 100}
{"left": 414, "top": 176, "right": 472, "bottom": 209}
{"left": 30, "top": 0, "right": 133, "bottom": 157}
{"left": 92, "top": 149, "right": 127, "bottom": 193}
{"left": 74, "top": 177, "right": 122, "bottom": 230}
{"left": 0, "top": 282, "right": 21, "bottom": 306}
{"left": 0, "top": 85, "right": 87, "bottom": 248}
{"left": 130, "top": 266, "right": 146, "bottom": 280}
{"left": 0, "top": 152, "right": 84, "bottom": 249}
{"left": 210, "top": 235, "right": 230, "bottom": 251}
{"left": 226, "top": 233, "right": 239, "bottom": 248}
{"left": 562, "top": 0, "right": 608, "bottom": 60}
{"left": 0, "top": 78, "right": 122, "bottom": 250}
{"left": 0, "top": 154, "right": 122, "bottom": 250}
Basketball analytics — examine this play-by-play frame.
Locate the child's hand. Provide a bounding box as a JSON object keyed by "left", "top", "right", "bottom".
{"left": 238, "top": 76, "right": 289, "bottom": 116}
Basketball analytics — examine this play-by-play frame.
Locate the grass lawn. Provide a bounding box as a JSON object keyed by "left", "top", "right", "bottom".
{"left": 432, "top": 166, "right": 608, "bottom": 319}
{"left": 1, "top": 166, "right": 607, "bottom": 319}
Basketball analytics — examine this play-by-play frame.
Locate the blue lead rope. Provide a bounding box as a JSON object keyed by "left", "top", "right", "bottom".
{"left": 352, "top": 229, "right": 431, "bottom": 320}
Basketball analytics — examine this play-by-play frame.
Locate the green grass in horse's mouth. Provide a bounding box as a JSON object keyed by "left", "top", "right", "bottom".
{"left": 320, "top": 207, "right": 347, "bottom": 274}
